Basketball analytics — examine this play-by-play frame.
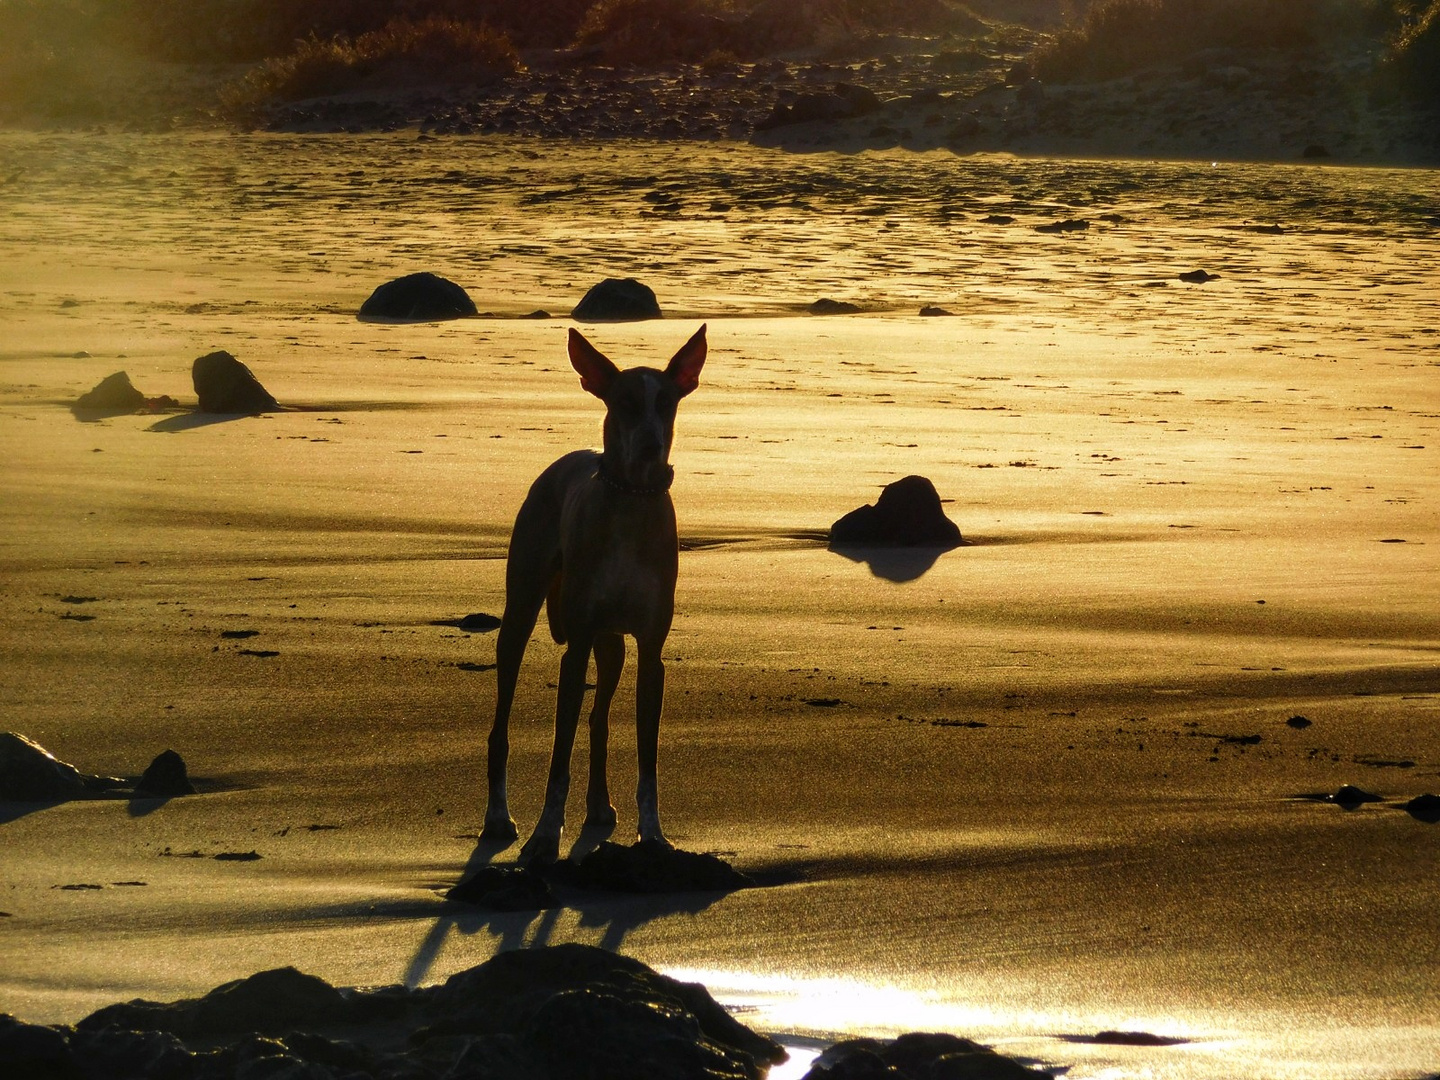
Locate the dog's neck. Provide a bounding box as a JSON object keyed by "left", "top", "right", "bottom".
{"left": 597, "top": 455, "right": 674, "bottom": 496}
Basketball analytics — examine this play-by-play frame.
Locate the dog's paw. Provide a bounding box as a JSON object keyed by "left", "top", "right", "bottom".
{"left": 518, "top": 832, "right": 561, "bottom": 866}
{"left": 480, "top": 817, "right": 519, "bottom": 845}
{"left": 583, "top": 803, "right": 618, "bottom": 831}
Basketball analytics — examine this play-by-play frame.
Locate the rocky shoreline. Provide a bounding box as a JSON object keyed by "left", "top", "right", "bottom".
{"left": 249, "top": 43, "right": 1439, "bottom": 165}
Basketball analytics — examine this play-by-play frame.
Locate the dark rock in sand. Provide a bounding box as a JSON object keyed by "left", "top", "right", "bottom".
{"left": 191, "top": 351, "right": 279, "bottom": 414}
{"left": 1329, "top": 784, "right": 1382, "bottom": 808}
{"left": 919, "top": 305, "right": 956, "bottom": 316}
{"left": 557, "top": 840, "right": 755, "bottom": 894}
{"left": 74, "top": 371, "right": 145, "bottom": 413}
{"left": 520, "top": 308, "right": 552, "bottom": 319}
{"left": 0, "top": 1014, "right": 79, "bottom": 1080}
{"left": 458, "top": 611, "right": 503, "bottom": 631}
{"left": 830, "top": 476, "right": 962, "bottom": 547}
{"left": 447, "top": 865, "right": 557, "bottom": 910}
{"left": 1286, "top": 714, "right": 1312, "bottom": 728}
{"left": 358, "top": 271, "right": 477, "bottom": 321}
{"left": 571, "top": 277, "right": 662, "bottom": 322}
{"left": 755, "top": 83, "right": 882, "bottom": 130}
{"left": 1179, "top": 269, "right": 1219, "bottom": 283}
{"left": 1402, "top": 793, "right": 1440, "bottom": 823}
{"left": 0, "top": 731, "right": 119, "bottom": 801}
{"left": 6, "top": 946, "right": 790, "bottom": 1080}
{"left": 81, "top": 966, "right": 350, "bottom": 1038}
{"left": 1035, "top": 218, "right": 1089, "bottom": 234}
{"left": 135, "top": 749, "right": 195, "bottom": 798}
{"left": 805, "top": 1032, "right": 1049, "bottom": 1080}
{"left": 808, "top": 298, "right": 862, "bottom": 315}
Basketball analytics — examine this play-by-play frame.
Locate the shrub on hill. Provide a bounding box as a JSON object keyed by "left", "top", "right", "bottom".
{"left": 1386, "top": 0, "right": 1440, "bottom": 100}
{"left": 1031, "top": 0, "right": 1404, "bottom": 81}
{"left": 224, "top": 16, "right": 519, "bottom": 106}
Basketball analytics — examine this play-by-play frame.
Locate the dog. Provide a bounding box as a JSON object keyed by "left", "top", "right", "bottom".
{"left": 481, "top": 324, "right": 707, "bottom": 863}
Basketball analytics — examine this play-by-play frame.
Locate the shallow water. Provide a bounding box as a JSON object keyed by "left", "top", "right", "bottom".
{"left": 3, "top": 132, "right": 1439, "bottom": 330}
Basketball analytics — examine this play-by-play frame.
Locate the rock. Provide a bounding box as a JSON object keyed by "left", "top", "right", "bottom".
{"left": 1402, "top": 793, "right": 1440, "bottom": 823}
{"left": 571, "top": 277, "right": 662, "bottom": 322}
{"left": 357, "top": 272, "right": 477, "bottom": 321}
{"left": 81, "top": 967, "right": 351, "bottom": 1038}
{"left": 980, "top": 214, "right": 1014, "bottom": 225}
{"left": 0, "top": 1014, "right": 81, "bottom": 1080}
{"left": 947, "top": 114, "right": 982, "bottom": 141}
{"left": 0, "top": 732, "right": 116, "bottom": 801}
{"left": 135, "top": 749, "right": 196, "bottom": 798}
{"left": 556, "top": 841, "right": 755, "bottom": 894}
{"left": 1034, "top": 219, "right": 1089, "bottom": 234}
{"left": 1016, "top": 78, "right": 1045, "bottom": 106}
{"left": 1178, "top": 269, "right": 1219, "bottom": 283}
{"left": 1285, "top": 715, "right": 1312, "bottom": 728}
{"left": 755, "top": 83, "right": 881, "bottom": 130}
{"left": 808, "top": 298, "right": 861, "bottom": 315}
{"left": 192, "top": 351, "right": 280, "bottom": 414}
{"left": 520, "top": 309, "right": 552, "bottom": 319}
{"left": 59, "top": 946, "right": 788, "bottom": 1080}
{"left": 446, "top": 865, "right": 556, "bottom": 910}
{"left": 74, "top": 371, "right": 145, "bottom": 413}
{"left": 429, "top": 944, "right": 785, "bottom": 1076}
{"left": 830, "top": 476, "right": 962, "bottom": 547}
{"left": 1329, "top": 784, "right": 1382, "bottom": 808}
{"left": 457, "top": 612, "right": 503, "bottom": 631}
{"left": 805, "top": 1033, "right": 1049, "bottom": 1080}
{"left": 919, "top": 305, "right": 956, "bottom": 316}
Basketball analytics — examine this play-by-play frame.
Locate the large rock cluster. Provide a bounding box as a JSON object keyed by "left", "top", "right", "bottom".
{"left": 0, "top": 945, "right": 787, "bottom": 1080}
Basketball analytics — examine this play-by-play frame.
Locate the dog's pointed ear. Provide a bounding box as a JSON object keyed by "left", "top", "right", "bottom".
{"left": 665, "top": 324, "right": 707, "bottom": 398}
{"left": 568, "top": 329, "right": 621, "bottom": 399}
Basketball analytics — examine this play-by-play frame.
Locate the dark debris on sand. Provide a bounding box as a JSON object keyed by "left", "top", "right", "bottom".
{"left": 803, "top": 1031, "right": 1052, "bottom": 1079}
{"left": 447, "top": 841, "right": 755, "bottom": 911}
{"left": 0, "top": 945, "right": 787, "bottom": 1080}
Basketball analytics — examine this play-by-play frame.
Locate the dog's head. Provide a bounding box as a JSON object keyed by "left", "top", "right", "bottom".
{"left": 567, "top": 325, "right": 706, "bottom": 487}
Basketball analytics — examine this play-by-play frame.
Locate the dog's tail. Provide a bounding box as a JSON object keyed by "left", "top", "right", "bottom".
{"left": 544, "top": 570, "right": 565, "bottom": 644}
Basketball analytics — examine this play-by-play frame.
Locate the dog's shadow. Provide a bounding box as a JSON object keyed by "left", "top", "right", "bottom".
{"left": 403, "top": 825, "right": 732, "bottom": 988}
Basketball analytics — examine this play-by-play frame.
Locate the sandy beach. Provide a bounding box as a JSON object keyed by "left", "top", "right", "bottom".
{"left": 1, "top": 131, "right": 1438, "bottom": 1078}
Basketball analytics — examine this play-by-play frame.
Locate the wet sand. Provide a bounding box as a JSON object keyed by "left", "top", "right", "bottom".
{"left": 1, "top": 132, "right": 1438, "bottom": 1079}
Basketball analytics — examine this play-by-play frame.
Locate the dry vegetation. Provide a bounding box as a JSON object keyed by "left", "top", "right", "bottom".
{"left": 1032, "top": 0, "right": 1439, "bottom": 96}
{"left": 222, "top": 16, "right": 519, "bottom": 110}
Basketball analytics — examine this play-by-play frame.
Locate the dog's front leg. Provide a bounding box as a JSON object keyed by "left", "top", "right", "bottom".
{"left": 519, "top": 638, "right": 591, "bottom": 864}
{"left": 634, "top": 639, "right": 671, "bottom": 848}
{"left": 584, "top": 633, "right": 624, "bottom": 830}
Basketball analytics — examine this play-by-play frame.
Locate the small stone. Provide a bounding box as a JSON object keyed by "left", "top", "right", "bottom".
{"left": 1402, "top": 793, "right": 1440, "bottom": 823}
{"left": 830, "top": 476, "right": 962, "bottom": 547}
{"left": 447, "top": 865, "right": 556, "bottom": 910}
{"left": 808, "top": 298, "right": 861, "bottom": 315}
{"left": 192, "top": 351, "right": 279, "bottom": 414}
{"left": 1329, "top": 784, "right": 1382, "bottom": 807}
{"left": 1286, "top": 715, "right": 1312, "bottom": 728}
{"left": 1179, "top": 269, "right": 1218, "bottom": 283}
{"left": 571, "top": 278, "right": 661, "bottom": 322}
{"left": 75, "top": 371, "right": 145, "bottom": 413}
{"left": 135, "top": 749, "right": 196, "bottom": 798}
{"left": 358, "top": 272, "right": 477, "bottom": 321}
{"left": 919, "top": 305, "right": 956, "bottom": 316}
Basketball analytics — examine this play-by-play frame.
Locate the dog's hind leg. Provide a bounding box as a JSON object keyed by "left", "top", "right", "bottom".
{"left": 583, "top": 632, "right": 624, "bottom": 831}
{"left": 482, "top": 538, "right": 557, "bottom": 844}
{"left": 519, "top": 633, "right": 593, "bottom": 864}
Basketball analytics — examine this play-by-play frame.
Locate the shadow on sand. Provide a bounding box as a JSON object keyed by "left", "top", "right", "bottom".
{"left": 146, "top": 411, "right": 256, "bottom": 433}
{"left": 827, "top": 542, "right": 959, "bottom": 582}
{"left": 403, "top": 825, "right": 733, "bottom": 988}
